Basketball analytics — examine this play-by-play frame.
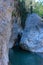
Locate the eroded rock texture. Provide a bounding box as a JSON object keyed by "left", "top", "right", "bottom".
{"left": 20, "top": 13, "right": 43, "bottom": 52}
{"left": 0, "top": 0, "right": 14, "bottom": 65}
{"left": 9, "top": 0, "right": 22, "bottom": 48}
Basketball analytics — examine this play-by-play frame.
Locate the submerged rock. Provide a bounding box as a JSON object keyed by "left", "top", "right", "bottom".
{"left": 20, "top": 13, "right": 43, "bottom": 52}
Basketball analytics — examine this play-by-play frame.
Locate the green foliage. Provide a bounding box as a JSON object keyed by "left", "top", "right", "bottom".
{"left": 12, "top": 0, "right": 43, "bottom": 29}
{"left": 24, "top": 0, "right": 43, "bottom": 17}
{"left": 33, "top": 2, "right": 43, "bottom": 17}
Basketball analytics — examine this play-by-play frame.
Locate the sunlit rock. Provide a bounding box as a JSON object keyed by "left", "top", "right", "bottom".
{"left": 20, "top": 13, "right": 43, "bottom": 52}
{"left": 0, "top": 0, "right": 14, "bottom": 65}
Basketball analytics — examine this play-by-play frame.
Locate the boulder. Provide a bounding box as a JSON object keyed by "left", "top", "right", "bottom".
{"left": 20, "top": 13, "right": 43, "bottom": 52}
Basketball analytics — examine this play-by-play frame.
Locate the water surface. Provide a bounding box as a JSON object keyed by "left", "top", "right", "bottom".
{"left": 9, "top": 47, "right": 43, "bottom": 65}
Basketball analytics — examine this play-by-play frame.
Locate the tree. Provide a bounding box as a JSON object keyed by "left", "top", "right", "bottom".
{"left": 18, "top": 0, "right": 28, "bottom": 28}
{"left": 33, "top": 2, "right": 43, "bottom": 17}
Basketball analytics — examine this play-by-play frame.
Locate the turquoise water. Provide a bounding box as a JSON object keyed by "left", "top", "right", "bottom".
{"left": 9, "top": 47, "right": 43, "bottom": 65}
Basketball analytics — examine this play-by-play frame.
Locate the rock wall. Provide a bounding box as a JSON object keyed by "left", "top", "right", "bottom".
{"left": 0, "top": 0, "right": 14, "bottom": 65}
{"left": 9, "top": 0, "right": 22, "bottom": 48}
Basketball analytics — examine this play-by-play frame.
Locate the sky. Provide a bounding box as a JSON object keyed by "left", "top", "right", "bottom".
{"left": 35, "top": 0, "right": 43, "bottom": 2}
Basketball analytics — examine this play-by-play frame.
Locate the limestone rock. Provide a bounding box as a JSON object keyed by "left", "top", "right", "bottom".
{"left": 20, "top": 13, "right": 43, "bottom": 52}
{"left": 8, "top": 16, "right": 22, "bottom": 48}
{"left": 8, "top": 0, "right": 22, "bottom": 48}
{"left": 0, "top": 0, "right": 14, "bottom": 65}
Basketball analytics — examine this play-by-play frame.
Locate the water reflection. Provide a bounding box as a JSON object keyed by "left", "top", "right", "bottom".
{"left": 9, "top": 47, "right": 43, "bottom": 65}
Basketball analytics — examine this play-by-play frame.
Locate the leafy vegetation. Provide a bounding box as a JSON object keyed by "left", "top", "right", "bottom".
{"left": 33, "top": 2, "right": 43, "bottom": 17}
{"left": 12, "top": 0, "right": 43, "bottom": 28}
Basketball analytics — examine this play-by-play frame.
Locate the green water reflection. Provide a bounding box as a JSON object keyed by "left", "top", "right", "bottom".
{"left": 9, "top": 47, "right": 43, "bottom": 65}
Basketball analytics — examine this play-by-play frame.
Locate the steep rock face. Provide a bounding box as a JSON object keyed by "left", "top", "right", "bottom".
{"left": 0, "top": 0, "right": 14, "bottom": 65}
{"left": 20, "top": 13, "right": 43, "bottom": 52}
{"left": 9, "top": 16, "right": 22, "bottom": 48}
{"left": 9, "top": 0, "right": 22, "bottom": 48}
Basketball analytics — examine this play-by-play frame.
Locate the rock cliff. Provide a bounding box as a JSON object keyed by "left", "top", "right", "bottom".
{"left": 0, "top": 0, "right": 14, "bottom": 65}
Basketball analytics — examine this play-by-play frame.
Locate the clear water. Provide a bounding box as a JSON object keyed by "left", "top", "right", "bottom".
{"left": 9, "top": 47, "right": 43, "bottom": 65}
